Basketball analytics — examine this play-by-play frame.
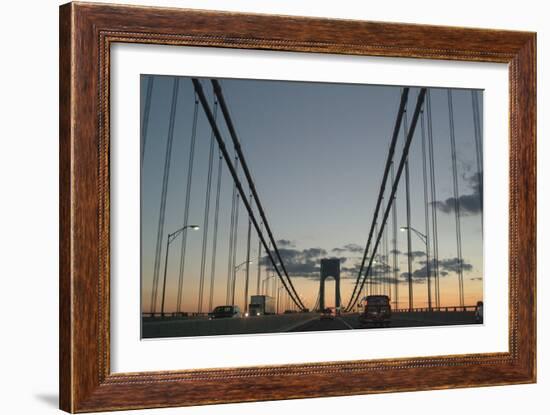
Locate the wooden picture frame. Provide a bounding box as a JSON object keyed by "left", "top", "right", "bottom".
{"left": 59, "top": 2, "right": 536, "bottom": 412}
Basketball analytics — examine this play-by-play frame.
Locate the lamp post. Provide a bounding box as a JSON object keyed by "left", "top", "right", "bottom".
{"left": 231, "top": 258, "right": 255, "bottom": 307}
{"left": 160, "top": 225, "right": 199, "bottom": 316}
{"left": 400, "top": 226, "right": 432, "bottom": 310}
{"left": 231, "top": 260, "right": 254, "bottom": 305}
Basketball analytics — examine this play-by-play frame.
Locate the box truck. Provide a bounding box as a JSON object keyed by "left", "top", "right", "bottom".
{"left": 248, "top": 295, "right": 275, "bottom": 316}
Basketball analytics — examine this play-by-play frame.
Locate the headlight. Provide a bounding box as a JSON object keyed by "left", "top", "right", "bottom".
{"left": 256, "top": 312, "right": 260, "bottom": 316}
{"left": 244, "top": 312, "right": 249, "bottom": 317}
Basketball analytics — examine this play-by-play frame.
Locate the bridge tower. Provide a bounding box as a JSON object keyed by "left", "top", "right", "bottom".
{"left": 319, "top": 258, "right": 341, "bottom": 312}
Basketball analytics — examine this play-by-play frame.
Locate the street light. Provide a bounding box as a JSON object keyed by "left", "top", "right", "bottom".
{"left": 160, "top": 224, "right": 200, "bottom": 316}
{"left": 400, "top": 226, "right": 427, "bottom": 243}
{"left": 230, "top": 258, "right": 255, "bottom": 307}
{"left": 400, "top": 226, "right": 432, "bottom": 310}
{"left": 234, "top": 259, "right": 254, "bottom": 271}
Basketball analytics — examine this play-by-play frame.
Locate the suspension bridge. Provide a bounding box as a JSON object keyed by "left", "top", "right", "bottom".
{"left": 140, "top": 77, "right": 484, "bottom": 338}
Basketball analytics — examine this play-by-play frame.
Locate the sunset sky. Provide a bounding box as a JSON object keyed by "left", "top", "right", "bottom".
{"left": 140, "top": 75, "right": 483, "bottom": 313}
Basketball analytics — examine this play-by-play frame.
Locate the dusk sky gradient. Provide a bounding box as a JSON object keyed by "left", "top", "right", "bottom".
{"left": 140, "top": 75, "right": 484, "bottom": 313}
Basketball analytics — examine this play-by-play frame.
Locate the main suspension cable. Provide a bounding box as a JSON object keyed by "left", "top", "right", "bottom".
{"left": 346, "top": 89, "right": 426, "bottom": 311}
{"left": 346, "top": 88, "right": 410, "bottom": 310}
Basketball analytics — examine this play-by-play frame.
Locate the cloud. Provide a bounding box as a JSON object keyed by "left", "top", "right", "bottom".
{"left": 402, "top": 250, "right": 426, "bottom": 259}
{"left": 341, "top": 264, "right": 362, "bottom": 278}
{"left": 400, "top": 257, "right": 474, "bottom": 283}
{"left": 332, "top": 243, "right": 364, "bottom": 254}
{"left": 365, "top": 275, "right": 404, "bottom": 286}
{"left": 433, "top": 173, "right": 483, "bottom": 215}
{"left": 277, "top": 239, "right": 295, "bottom": 248}
{"left": 372, "top": 262, "right": 393, "bottom": 275}
{"left": 340, "top": 254, "right": 402, "bottom": 281}
{"left": 260, "top": 246, "right": 328, "bottom": 278}
{"left": 438, "top": 257, "right": 473, "bottom": 273}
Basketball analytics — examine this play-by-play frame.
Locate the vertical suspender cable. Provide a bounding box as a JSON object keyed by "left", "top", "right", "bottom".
{"left": 448, "top": 89, "right": 465, "bottom": 307}
{"left": 420, "top": 109, "right": 433, "bottom": 310}
{"left": 384, "top": 207, "right": 389, "bottom": 296}
{"left": 426, "top": 90, "right": 440, "bottom": 308}
{"left": 472, "top": 90, "right": 484, "bottom": 231}
{"left": 265, "top": 241, "right": 272, "bottom": 295}
{"left": 313, "top": 289, "right": 320, "bottom": 313}
{"left": 175, "top": 93, "right": 199, "bottom": 313}
{"left": 403, "top": 109, "right": 414, "bottom": 311}
{"left": 363, "top": 269, "right": 367, "bottom": 304}
{"left": 197, "top": 101, "right": 218, "bottom": 313}
{"left": 369, "top": 260, "right": 373, "bottom": 296}
{"left": 208, "top": 151, "right": 223, "bottom": 312}
{"left": 379, "top": 198, "right": 387, "bottom": 294}
{"left": 346, "top": 88, "right": 410, "bottom": 308}
{"left": 230, "top": 194, "right": 240, "bottom": 306}
{"left": 150, "top": 77, "right": 179, "bottom": 313}
{"left": 141, "top": 75, "right": 154, "bottom": 167}
{"left": 244, "top": 194, "right": 253, "bottom": 312}
{"left": 367, "top": 245, "right": 372, "bottom": 295}
{"left": 374, "top": 223, "right": 379, "bottom": 295}
{"left": 195, "top": 79, "right": 303, "bottom": 310}
{"left": 391, "top": 162, "right": 399, "bottom": 310}
{"left": 346, "top": 88, "right": 426, "bottom": 312}
{"left": 256, "top": 222, "right": 263, "bottom": 294}
{"left": 211, "top": 80, "right": 305, "bottom": 309}
{"left": 226, "top": 162, "right": 237, "bottom": 304}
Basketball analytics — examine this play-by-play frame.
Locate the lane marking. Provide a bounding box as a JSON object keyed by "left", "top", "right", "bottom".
{"left": 337, "top": 317, "right": 355, "bottom": 330}
{"left": 282, "top": 315, "right": 322, "bottom": 332}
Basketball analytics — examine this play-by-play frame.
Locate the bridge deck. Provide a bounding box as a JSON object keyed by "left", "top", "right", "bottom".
{"left": 142, "top": 311, "right": 479, "bottom": 338}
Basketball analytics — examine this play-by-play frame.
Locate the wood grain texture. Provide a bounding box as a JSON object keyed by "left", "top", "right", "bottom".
{"left": 59, "top": 2, "right": 536, "bottom": 412}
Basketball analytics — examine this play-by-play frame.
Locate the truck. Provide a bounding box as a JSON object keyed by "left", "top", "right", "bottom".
{"left": 358, "top": 295, "right": 392, "bottom": 327}
{"left": 247, "top": 295, "right": 275, "bottom": 316}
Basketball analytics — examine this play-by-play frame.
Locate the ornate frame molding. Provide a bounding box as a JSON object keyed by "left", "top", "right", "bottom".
{"left": 60, "top": 2, "right": 536, "bottom": 412}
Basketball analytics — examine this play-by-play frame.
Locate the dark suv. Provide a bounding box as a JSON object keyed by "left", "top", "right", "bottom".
{"left": 358, "top": 295, "right": 391, "bottom": 327}
{"left": 208, "top": 305, "right": 242, "bottom": 320}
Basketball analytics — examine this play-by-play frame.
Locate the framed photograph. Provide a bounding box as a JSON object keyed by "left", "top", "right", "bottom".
{"left": 59, "top": 2, "right": 536, "bottom": 412}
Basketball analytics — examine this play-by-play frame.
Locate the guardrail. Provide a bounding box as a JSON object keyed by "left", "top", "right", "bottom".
{"left": 392, "top": 306, "right": 477, "bottom": 313}
{"left": 142, "top": 312, "right": 209, "bottom": 318}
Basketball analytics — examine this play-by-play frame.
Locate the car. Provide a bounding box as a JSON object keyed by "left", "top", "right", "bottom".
{"left": 320, "top": 307, "right": 335, "bottom": 320}
{"left": 208, "top": 305, "right": 242, "bottom": 320}
{"left": 358, "top": 295, "right": 391, "bottom": 327}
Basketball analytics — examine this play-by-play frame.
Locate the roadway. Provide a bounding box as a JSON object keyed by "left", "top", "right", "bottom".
{"left": 288, "top": 311, "right": 479, "bottom": 332}
{"left": 142, "top": 312, "right": 320, "bottom": 338}
{"left": 142, "top": 311, "right": 479, "bottom": 338}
